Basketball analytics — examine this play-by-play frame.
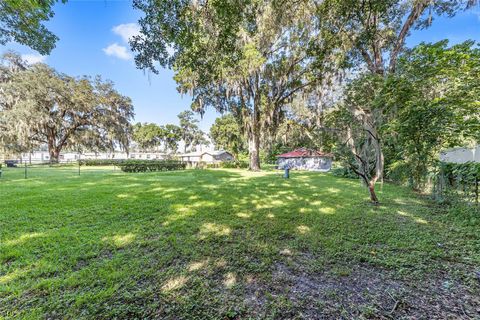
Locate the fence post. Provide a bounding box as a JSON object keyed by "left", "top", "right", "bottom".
{"left": 24, "top": 161, "right": 27, "bottom": 179}
{"left": 78, "top": 160, "right": 81, "bottom": 176}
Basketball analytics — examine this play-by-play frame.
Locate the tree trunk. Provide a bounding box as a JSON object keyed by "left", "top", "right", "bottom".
{"left": 368, "top": 180, "right": 379, "bottom": 205}
{"left": 248, "top": 132, "right": 261, "bottom": 171}
{"left": 47, "top": 134, "right": 59, "bottom": 163}
{"left": 248, "top": 101, "right": 261, "bottom": 171}
{"left": 49, "top": 148, "right": 60, "bottom": 164}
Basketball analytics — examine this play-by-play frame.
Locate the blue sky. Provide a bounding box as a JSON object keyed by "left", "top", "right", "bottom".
{"left": 1, "top": 1, "right": 479, "bottom": 132}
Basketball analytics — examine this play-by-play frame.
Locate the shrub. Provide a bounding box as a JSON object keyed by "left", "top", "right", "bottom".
{"left": 118, "top": 160, "right": 186, "bottom": 173}
{"left": 330, "top": 166, "right": 358, "bottom": 179}
{"left": 219, "top": 160, "right": 249, "bottom": 169}
{"left": 434, "top": 161, "right": 480, "bottom": 205}
{"left": 79, "top": 159, "right": 126, "bottom": 166}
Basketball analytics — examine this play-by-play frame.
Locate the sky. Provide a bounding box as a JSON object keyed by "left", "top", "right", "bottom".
{"left": 1, "top": 0, "right": 480, "bottom": 132}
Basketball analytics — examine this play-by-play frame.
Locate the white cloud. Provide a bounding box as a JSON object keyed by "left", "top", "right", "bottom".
{"left": 102, "top": 43, "right": 132, "bottom": 60}
{"left": 112, "top": 23, "right": 140, "bottom": 43}
{"left": 21, "top": 54, "right": 46, "bottom": 65}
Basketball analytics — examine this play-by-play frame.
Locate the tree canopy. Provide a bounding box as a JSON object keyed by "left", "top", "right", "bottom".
{"left": 129, "top": 0, "right": 479, "bottom": 203}
{"left": 0, "top": 0, "right": 66, "bottom": 55}
{"left": 132, "top": 0, "right": 329, "bottom": 170}
{"left": 0, "top": 53, "right": 133, "bottom": 162}
{"left": 209, "top": 114, "right": 245, "bottom": 158}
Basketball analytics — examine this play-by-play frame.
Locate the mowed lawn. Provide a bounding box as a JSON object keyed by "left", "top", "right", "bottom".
{"left": 0, "top": 167, "right": 479, "bottom": 319}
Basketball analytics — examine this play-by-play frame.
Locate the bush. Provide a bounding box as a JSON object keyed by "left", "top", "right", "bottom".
{"left": 79, "top": 159, "right": 126, "bottom": 166}
{"left": 118, "top": 160, "right": 186, "bottom": 173}
{"left": 331, "top": 166, "right": 358, "bottom": 179}
{"left": 434, "top": 161, "right": 480, "bottom": 205}
{"left": 219, "top": 160, "right": 249, "bottom": 169}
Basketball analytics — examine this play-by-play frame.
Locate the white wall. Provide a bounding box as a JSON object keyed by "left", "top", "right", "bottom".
{"left": 278, "top": 157, "right": 332, "bottom": 171}
{"left": 440, "top": 145, "right": 480, "bottom": 163}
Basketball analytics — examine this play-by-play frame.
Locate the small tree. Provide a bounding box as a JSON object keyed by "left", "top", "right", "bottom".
{"left": 132, "top": 122, "right": 165, "bottom": 152}
{"left": 209, "top": 114, "right": 246, "bottom": 159}
{"left": 178, "top": 110, "right": 207, "bottom": 152}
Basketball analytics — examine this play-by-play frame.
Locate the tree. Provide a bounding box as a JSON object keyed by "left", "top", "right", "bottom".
{"left": 132, "top": 122, "right": 165, "bottom": 151}
{"left": 382, "top": 41, "right": 480, "bottom": 189}
{"left": 131, "top": 0, "right": 326, "bottom": 170}
{"left": 0, "top": 0, "right": 66, "bottom": 55}
{"left": 209, "top": 114, "right": 245, "bottom": 159}
{"left": 177, "top": 110, "right": 207, "bottom": 152}
{"left": 162, "top": 124, "right": 181, "bottom": 153}
{"left": 0, "top": 53, "right": 133, "bottom": 162}
{"left": 315, "top": 0, "right": 475, "bottom": 203}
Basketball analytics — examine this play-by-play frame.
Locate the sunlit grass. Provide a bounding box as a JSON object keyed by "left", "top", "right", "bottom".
{"left": 0, "top": 166, "right": 478, "bottom": 319}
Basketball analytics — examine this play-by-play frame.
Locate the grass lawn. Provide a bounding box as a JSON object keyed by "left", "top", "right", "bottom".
{"left": 0, "top": 166, "right": 479, "bottom": 319}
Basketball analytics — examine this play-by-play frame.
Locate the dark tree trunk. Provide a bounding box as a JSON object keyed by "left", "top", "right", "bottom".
{"left": 47, "top": 134, "right": 59, "bottom": 164}
{"left": 49, "top": 149, "right": 60, "bottom": 163}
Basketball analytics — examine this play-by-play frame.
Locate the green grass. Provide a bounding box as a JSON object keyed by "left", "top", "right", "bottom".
{"left": 0, "top": 166, "right": 479, "bottom": 319}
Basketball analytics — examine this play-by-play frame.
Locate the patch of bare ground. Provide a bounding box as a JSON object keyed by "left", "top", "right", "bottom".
{"left": 244, "top": 254, "right": 480, "bottom": 319}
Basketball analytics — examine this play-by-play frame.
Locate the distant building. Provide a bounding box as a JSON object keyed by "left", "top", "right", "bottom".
{"left": 179, "top": 150, "right": 234, "bottom": 165}
{"left": 14, "top": 151, "right": 166, "bottom": 163}
{"left": 439, "top": 145, "right": 480, "bottom": 163}
{"left": 10, "top": 150, "right": 234, "bottom": 165}
{"left": 276, "top": 148, "right": 333, "bottom": 172}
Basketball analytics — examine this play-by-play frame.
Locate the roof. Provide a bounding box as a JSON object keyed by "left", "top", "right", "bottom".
{"left": 180, "top": 150, "right": 231, "bottom": 157}
{"left": 276, "top": 148, "right": 333, "bottom": 158}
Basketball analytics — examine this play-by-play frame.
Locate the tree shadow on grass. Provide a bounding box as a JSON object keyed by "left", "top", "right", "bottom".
{"left": 0, "top": 169, "right": 479, "bottom": 319}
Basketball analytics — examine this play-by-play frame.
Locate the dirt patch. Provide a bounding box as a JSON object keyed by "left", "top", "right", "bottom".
{"left": 242, "top": 255, "right": 480, "bottom": 319}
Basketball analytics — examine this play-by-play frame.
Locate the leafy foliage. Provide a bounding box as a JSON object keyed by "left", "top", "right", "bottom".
{"left": 209, "top": 114, "right": 245, "bottom": 158}
{"left": 131, "top": 0, "right": 328, "bottom": 170}
{"left": 435, "top": 161, "right": 480, "bottom": 206}
{"left": 118, "top": 160, "right": 186, "bottom": 172}
{"left": 0, "top": 0, "right": 66, "bottom": 55}
{"left": 178, "top": 110, "right": 208, "bottom": 153}
{"left": 132, "top": 122, "right": 165, "bottom": 151}
{"left": 132, "top": 122, "right": 184, "bottom": 153}
{"left": 381, "top": 41, "right": 480, "bottom": 189}
{"left": 0, "top": 53, "right": 133, "bottom": 162}
{"left": 79, "top": 159, "right": 126, "bottom": 166}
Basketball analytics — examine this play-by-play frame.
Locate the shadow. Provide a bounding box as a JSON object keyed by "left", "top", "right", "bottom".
{"left": 0, "top": 168, "right": 478, "bottom": 318}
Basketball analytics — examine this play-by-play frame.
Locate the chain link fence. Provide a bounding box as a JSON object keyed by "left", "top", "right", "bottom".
{"left": 0, "top": 159, "right": 122, "bottom": 181}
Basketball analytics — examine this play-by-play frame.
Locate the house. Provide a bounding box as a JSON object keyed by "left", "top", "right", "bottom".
{"left": 179, "top": 150, "right": 234, "bottom": 165}
{"left": 276, "top": 148, "right": 333, "bottom": 172}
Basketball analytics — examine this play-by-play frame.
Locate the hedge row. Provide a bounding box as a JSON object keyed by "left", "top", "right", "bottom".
{"left": 118, "top": 160, "right": 186, "bottom": 172}
{"left": 79, "top": 159, "right": 126, "bottom": 166}
{"left": 221, "top": 160, "right": 249, "bottom": 169}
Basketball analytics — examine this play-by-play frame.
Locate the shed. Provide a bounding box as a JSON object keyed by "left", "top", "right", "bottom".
{"left": 276, "top": 148, "right": 333, "bottom": 172}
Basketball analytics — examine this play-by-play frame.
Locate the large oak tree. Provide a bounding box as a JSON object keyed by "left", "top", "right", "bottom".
{"left": 131, "top": 0, "right": 328, "bottom": 170}
{"left": 0, "top": 53, "right": 133, "bottom": 162}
